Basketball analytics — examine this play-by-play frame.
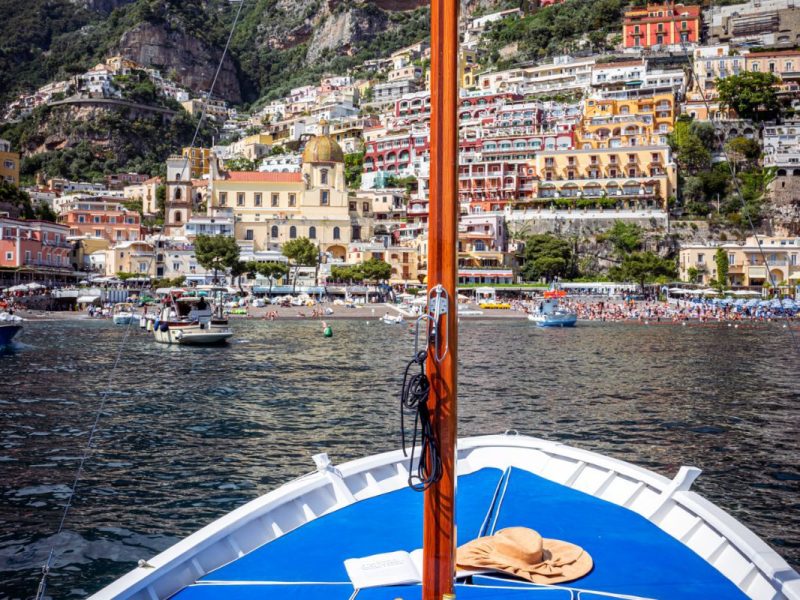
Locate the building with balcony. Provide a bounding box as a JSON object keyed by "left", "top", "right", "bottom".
{"left": 706, "top": 0, "right": 800, "bottom": 47}
{"left": 576, "top": 93, "right": 675, "bottom": 149}
{"left": 679, "top": 236, "right": 800, "bottom": 286}
{"left": 123, "top": 176, "right": 162, "bottom": 216}
{"left": 529, "top": 145, "right": 677, "bottom": 210}
{"left": 183, "top": 214, "right": 235, "bottom": 239}
{"left": 181, "top": 146, "right": 212, "bottom": 179}
{"left": 103, "top": 240, "right": 156, "bottom": 277}
{"left": 478, "top": 56, "right": 595, "bottom": 97}
{"left": 623, "top": 3, "right": 702, "bottom": 49}
{"left": 458, "top": 212, "right": 508, "bottom": 272}
{"left": 0, "top": 139, "right": 20, "bottom": 186}
{"left": 59, "top": 200, "right": 142, "bottom": 243}
{"left": 346, "top": 242, "right": 419, "bottom": 284}
{"left": 0, "top": 218, "right": 72, "bottom": 275}
{"left": 763, "top": 121, "right": 800, "bottom": 173}
{"left": 745, "top": 49, "right": 800, "bottom": 98}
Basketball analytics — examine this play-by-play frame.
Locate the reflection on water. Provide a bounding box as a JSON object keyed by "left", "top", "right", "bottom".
{"left": 0, "top": 318, "right": 798, "bottom": 598}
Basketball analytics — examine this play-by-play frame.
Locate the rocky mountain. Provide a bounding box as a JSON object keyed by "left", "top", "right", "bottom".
{"left": 0, "top": 0, "right": 487, "bottom": 108}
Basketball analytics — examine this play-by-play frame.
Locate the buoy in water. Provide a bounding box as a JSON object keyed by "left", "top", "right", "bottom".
{"left": 322, "top": 321, "right": 333, "bottom": 337}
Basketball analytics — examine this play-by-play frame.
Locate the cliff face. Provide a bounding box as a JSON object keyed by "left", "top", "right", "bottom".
{"left": 117, "top": 22, "right": 242, "bottom": 103}
{"left": 306, "top": 6, "right": 389, "bottom": 61}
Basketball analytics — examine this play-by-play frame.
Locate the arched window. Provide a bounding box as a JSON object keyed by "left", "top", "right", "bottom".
{"left": 174, "top": 211, "right": 182, "bottom": 223}
{"left": 333, "top": 226, "right": 341, "bottom": 240}
{"left": 289, "top": 226, "right": 297, "bottom": 239}
{"left": 271, "top": 225, "right": 279, "bottom": 238}
{"left": 309, "top": 226, "right": 316, "bottom": 239}
{"left": 174, "top": 187, "right": 182, "bottom": 200}
{"left": 320, "top": 169, "right": 328, "bottom": 185}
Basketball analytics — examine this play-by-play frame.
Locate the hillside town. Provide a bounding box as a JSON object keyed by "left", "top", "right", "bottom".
{"left": 1, "top": 0, "right": 800, "bottom": 295}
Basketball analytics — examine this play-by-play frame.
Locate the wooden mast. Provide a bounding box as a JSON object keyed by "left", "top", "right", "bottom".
{"left": 423, "top": 0, "right": 459, "bottom": 596}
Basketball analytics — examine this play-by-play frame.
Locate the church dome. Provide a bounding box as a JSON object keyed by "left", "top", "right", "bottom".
{"left": 302, "top": 135, "right": 344, "bottom": 164}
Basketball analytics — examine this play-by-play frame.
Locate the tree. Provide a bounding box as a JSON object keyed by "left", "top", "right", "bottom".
{"left": 194, "top": 235, "right": 240, "bottom": 284}
{"left": 225, "top": 156, "right": 257, "bottom": 171}
{"left": 601, "top": 221, "right": 643, "bottom": 256}
{"left": 717, "top": 72, "right": 780, "bottom": 122}
{"left": 521, "top": 234, "right": 575, "bottom": 281}
{"left": 725, "top": 136, "right": 761, "bottom": 173}
{"left": 256, "top": 261, "right": 290, "bottom": 294}
{"left": 282, "top": 237, "right": 318, "bottom": 292}
{"left": 360, "top": 258, "right": 392, "bottom": 283}
{"left": 687, "top": 266, "right": 700, "bottom": 284}
{"left": 715, "top": 248, "right": 729, "bottom": 291}
{"left": 330, "top": 265, "right": 365, "bottom": 284}
{"left": 609, "top": 252, "right": 677, "bottom": 290}
{"left": 155, "top": 184, "right": 167, "bottom": 222}
{"left": 344, "top": 151, "right": 364, "bottom": 189}
{"left": 230, "top": 260, "right": 249, "bottom": 293}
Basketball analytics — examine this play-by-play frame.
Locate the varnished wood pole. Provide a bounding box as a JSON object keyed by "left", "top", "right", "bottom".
{"left": 423, "top": 0, "right": 459, "bottom": 596}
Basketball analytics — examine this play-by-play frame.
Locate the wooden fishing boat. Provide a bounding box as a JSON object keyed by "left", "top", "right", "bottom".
{"left": 88, "top": 434, "right": 800, "bottom": 600}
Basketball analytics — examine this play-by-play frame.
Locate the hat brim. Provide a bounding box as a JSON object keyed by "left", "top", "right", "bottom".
{"left": 457, "top": 535, "right": 593, "bottom": 585}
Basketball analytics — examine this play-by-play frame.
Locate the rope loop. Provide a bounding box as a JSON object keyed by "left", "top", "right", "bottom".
{"left": 399, "top": 350, "right": 442, "bottom": 492}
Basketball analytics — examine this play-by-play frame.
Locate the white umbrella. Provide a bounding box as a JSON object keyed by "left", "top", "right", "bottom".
{"left": 27, "top": 282, "right": 46, "bottom": 290}
{"left": 7, "top": 284, "right": 29, "bottom": 292}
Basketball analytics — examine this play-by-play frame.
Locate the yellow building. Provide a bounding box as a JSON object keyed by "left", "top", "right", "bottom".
{"left": 72, "top": 237, "right": 110, "bottom": 272}
{"left": 576, "top": 94, "right": 675, "bottom": 150}
{"left": 346, "top": 243, "right": 419, "bottom": 284}
{"left": 0, "top": 139, "right": 20, "bottom": 185}
{"left": 209, "top": 133, "right": 355, "bottom": 259}
{"left": 104, "top": 240, "right": 156, "bottom": 277}
{"left": 679, "top": 237, "right": 800, "bottom": 287}
{"left": 182, "top": 147, "right": 211, "bottom": 179}
{"left": 530, "top": 145, "right": 677, "bottom": 209}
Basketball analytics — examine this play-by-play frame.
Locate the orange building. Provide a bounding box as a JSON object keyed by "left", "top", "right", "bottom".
{"left": 59, "top": 200, "right": 142, "bottom": 243}
{"left": 623, "top": 3, "right": 701, "bottom": 49}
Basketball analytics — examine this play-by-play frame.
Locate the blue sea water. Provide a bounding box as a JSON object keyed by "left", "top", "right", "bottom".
{"left": 0, "top": 318, "right": 798, "bottom": 599}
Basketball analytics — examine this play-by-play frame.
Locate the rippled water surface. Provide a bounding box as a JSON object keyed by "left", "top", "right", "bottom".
{"left": 1, "top": 318, "right": 798, "bottom": 599}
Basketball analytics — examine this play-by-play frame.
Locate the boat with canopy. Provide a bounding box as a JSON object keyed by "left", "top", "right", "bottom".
{"left": 69, "top": 0, "right": 800, "bottom": 598}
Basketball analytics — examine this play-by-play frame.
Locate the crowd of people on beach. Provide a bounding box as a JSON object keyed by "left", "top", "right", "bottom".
{"left": 550, "top": 299, "right": 795, "bottom": 323}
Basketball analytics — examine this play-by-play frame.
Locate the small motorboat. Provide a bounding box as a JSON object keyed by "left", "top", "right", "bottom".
{"left": 528, "top": 291, "right": 577, "bottom": 327}
{"left": 0, "top": 312, "right": 22, "bottom": 347}
{"left": 381, "top": 313, "right": 404, "bottom": 325}
{"left": 153, "top": 289, "right": 233, "bottom": 346}
{"left": 112, "top": 303, "right": 135, "bottom": 326}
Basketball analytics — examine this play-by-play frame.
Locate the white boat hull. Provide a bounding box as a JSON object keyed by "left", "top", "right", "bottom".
{"left": 528, "top": 312, "right": 578, "bottom": 327}
{"left": 113, "top": 314, "right": 134, "bottom": 326}
{"left": 175, "top": 330, "right": 234, "bottom": 345}
{"left": 88, "top": 434, "right": 800, "bottom": 600}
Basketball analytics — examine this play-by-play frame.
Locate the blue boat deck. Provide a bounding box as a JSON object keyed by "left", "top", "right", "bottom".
{"left": 171, "top": 468, "right": 746, "bottom": 599}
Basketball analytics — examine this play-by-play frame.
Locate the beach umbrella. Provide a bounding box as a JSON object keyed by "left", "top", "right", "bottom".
{"left": 27, "top": 282, "right": 46, "bottom": 290}
{"left": 7, "top": 284, "right": 29, "bottom": 292}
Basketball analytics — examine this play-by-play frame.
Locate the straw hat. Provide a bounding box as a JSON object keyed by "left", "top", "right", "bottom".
{"left": 456, "top": 527, "right": 592, "bottom": 584}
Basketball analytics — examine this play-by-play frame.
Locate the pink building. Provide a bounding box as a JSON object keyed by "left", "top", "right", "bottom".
{"left": 0, "top": 218, "right": 72, "bottom": 272}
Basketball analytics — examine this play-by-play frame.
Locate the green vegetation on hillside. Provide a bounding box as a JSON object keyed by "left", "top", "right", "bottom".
{"left": 0, "top": 104, "right": 215, "bottom": 182}
{"left": 482, "top": 0, "right": 626, "bottom": 65}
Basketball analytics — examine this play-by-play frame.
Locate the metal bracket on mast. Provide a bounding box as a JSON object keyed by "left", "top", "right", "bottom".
{"left": 428, "top": 284, "right": 449, "bottom": 363}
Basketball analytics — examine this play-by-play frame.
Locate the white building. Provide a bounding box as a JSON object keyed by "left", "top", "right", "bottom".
{"left": 763, "top": 121, "right": 800, "bottom": 172}
{"left": 259, "top": 154, "right": 303, "bottom": 173}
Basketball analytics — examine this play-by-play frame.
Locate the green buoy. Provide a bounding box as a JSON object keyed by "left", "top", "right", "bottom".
{"left": 323, "top": 322, "right": 333, "bottom": 337}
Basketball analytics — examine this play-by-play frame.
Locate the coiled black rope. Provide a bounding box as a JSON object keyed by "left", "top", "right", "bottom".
{"left": 400, "top": 350, "right": 442, "bottom": 491}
